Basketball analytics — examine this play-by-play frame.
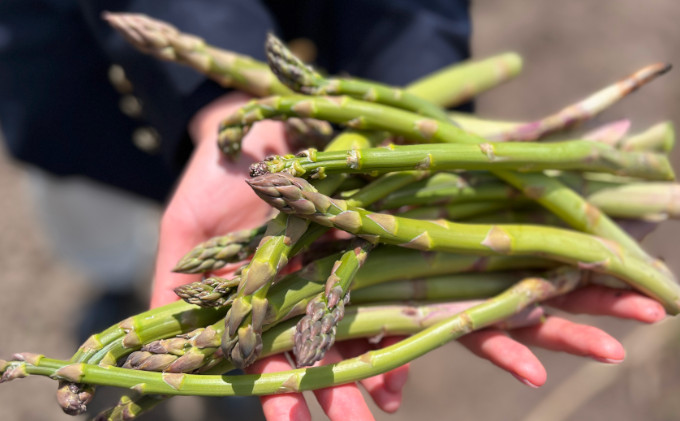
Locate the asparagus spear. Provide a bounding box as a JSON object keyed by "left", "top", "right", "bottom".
{"left": 252, "top": 142, "right": 674, "bottom": 181}
{"left": 618, "top": 121, "right": 675, "bottom": 153}
{"left": 485, "top": 63, "right": 672, "bottom": 141}
{"left": 103, "top": 12, "right": 291, "bottom": 97}
{"left": 0, "top": 268, "right": 584, "bottom": 395}
{"left": 174, "top": 276, "right": 241, "bottom": 307}
{"left": 248, "top": 172, "right": 680, "bottom": 314}
{"left": 265, "top": 33, "right": 453, "bottom": 122}
{"left": 406, "top": 53, "right": 523, "bottom": 108}
{"left": 222, "top": 214, "right": 311, "bottom": 368}
{"left": 294, "top": 240, "right": 373, "bottom": 366}
{"left": 173, "top": 227, "right": 264, "bottom": 274}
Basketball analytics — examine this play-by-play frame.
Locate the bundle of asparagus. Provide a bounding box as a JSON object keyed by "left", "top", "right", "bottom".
{"left": 2, "top": 12, "right": 679, "bottom": 420}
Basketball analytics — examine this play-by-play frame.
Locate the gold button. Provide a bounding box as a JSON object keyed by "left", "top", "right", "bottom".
{"left": 132, "top": 126, "right": 161, "bottom": 153}
{"left": 108, "top": 64, "right": 133, "bottom": 94}
{"left": 119, "top": 94, "right": 143, "bottom": 118}
{"left": 287, "top": 38, "right": 317, "bottom": 64}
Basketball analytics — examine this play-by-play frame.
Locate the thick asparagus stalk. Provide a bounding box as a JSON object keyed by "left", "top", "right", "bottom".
{"left": 265, "top": 33, "right": 453, "bottom": 122}
{"left": 222, "top": 214, "right": 311, "bottom": 368}
{"left": 406, "top": 53, "right": 523, "bottom": 108}
{"left": 485, "top": 63, "right": 672, "bottom": 141}
{"left": 252, "top": 142, "right": 674, "bottom": 181}
{"left": 248, "top": 173, "right": 680, "bottom": 313}
{"left": 103, "top": 12, "right": 291, "bottom": 96}
{"left": 0, "top": 268, "right": 583, "bottom": 395}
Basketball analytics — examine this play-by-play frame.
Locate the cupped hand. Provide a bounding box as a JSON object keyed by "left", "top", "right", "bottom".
{"left": 150, "top": 92, "right": 667, "bottom": 420}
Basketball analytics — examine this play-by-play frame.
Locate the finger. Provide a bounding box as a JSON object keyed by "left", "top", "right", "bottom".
{"left": 246, "top": 355, "right": 311, "bottom": 421}
{"left": 546, "top": 285, "right": 666, "bottom": 323}
{"left": 509, "top": 315, "right": 625, "bottom": 363}
{"left": 458, "top": 329, "right": 546, "bottom": 388}
{"left": 378, "top": 337, "right": 410, "bottom": 395}
{"left": 335, "top": 338, "right": 406, "bottom": 413}
{"left": 311, "top": 346, "right": 376, "bottom": 421}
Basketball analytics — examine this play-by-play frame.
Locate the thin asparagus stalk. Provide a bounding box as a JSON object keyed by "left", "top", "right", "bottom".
{"left": 618, "top": 121, "right": 675, "bottom": 153}
{"left": 294, "top": 240, "right": 373, "bottom": 366}
{"left": 173, "top": 227, "right": 264, "bottom": 274}
{"left": 399, "top": 201, "right": 529, "bottom": 221}
{"left": 485, "top": 63, "right": 672, "bottom": 141}
{"left": 0, "top": 268, "right": 584, "bottom": 395}
{"left": 265, "top": 33, "right": 453, "bottom": 122}
{"left": 581, "top": 119, "right": 632, "bottom": 146}
{"left": 377, "top": 173, "right": 521, "bottom": 209}
{"left": 587, "top": 183, "right": 680, "bottom": 221}
{"left": 447, "top": 112, "right": 522, "bottom": 136}
{"left": 251, "top": 142, "right": 674, "bottom": 181}
{"left": 248, "top": 173, "right": 680, "bottom": 313}
{"left": 344, "top": 170, "right": 431, "bottom": 208}
{"left": 103, "top": 12, "right": 291, "bottom": 96}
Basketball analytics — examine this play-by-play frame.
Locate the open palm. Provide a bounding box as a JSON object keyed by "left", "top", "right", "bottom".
{"left": 150, "top": 92, "right": 666, "bottom": 421}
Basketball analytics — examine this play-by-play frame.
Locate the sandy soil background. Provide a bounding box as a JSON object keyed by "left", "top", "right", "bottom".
{"left": 1, "top": 1, "right": 680, "bottom": 420}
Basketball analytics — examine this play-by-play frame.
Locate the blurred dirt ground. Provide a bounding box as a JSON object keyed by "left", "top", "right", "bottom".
{"left": 2, "top": 1, "right": 680, "bottom": 420}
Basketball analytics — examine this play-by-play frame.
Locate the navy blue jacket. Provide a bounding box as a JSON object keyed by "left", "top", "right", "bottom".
{"left": 0, "top": 0, "right": 471, "bottom": 202}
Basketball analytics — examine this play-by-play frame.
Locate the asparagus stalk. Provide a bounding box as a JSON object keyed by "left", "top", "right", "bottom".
{"left": 103, "top": 12, "right": 291, "bottom": 97}
{"left": 265, "top": 33, "right": 453, "bottom": 122}
{"left": 248, "top": 173, "right": 680, "bottom": 313}
{"left": 294, "top": 240, "right": 373, "bottom": 366}
{"left": 406, "top": 53, "right": 523, "bottom": 108}
{"left": 174, "top": 276, "right": 240, "bottom": 307}
{"left": 173, "top": 227, "right": 264, "bottom": 274}
{"left": 251, "top": 141, "right": 674, "bottom": 181}
{"left": 399, "top": 201, "right": 529, "bottom": 221}
{"left": 0, "top": 268, "right": 583, "bottom": 395}
{"left": 618, "top": 121, "right": 675, "bottom": 153}
{"left": 485, "top": 63, "right": 672, "bottom": 141}
{"left": 587, "top": 183, "right": 680, "bottom": 221}
{"left": 222, "top": 214, "right": 311, "bottom": 368}
{"left": 582, "top": 119, "right": 632, "bottom": 146}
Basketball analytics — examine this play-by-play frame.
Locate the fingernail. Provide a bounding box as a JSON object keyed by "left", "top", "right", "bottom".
{"left": 593, "top": 356, "right": 624, "bottom": 364}
{"left": 386, "top": 369, "right": 409, "bottom": 393}
{"left": 512, "top": 373, "right": 540, "bottom": 388}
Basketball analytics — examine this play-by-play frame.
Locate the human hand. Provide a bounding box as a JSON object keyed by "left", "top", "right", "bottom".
{"left": 149, "top": 91, "right": 407, "bottom": 420}
{"left": 149, "top": 91, "right": 666, "bottom": 420}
